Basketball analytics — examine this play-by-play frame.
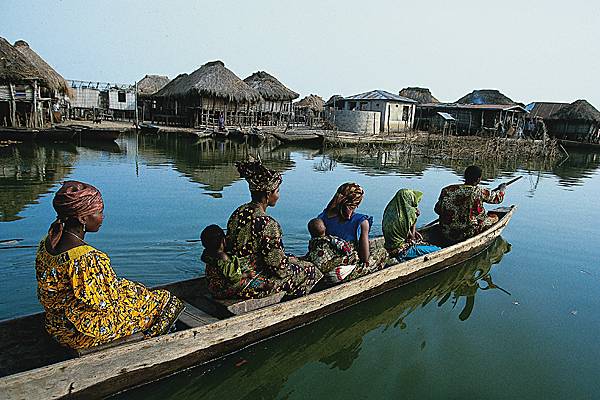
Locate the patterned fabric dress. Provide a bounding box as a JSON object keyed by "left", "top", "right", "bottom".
{"left": 304, "top": 235, "right": 387, "bottom": 284}
{"left": 435, "top": 184, "right": 504, "bottom": 242}
{"left": 35, "top": 239, "right": 184, "bottom": 349}
{"left": 226, "top": 202, "right": 322, "bottom": 297}
{"left": 203, "top": 253, "right": 272, "bottom": 299}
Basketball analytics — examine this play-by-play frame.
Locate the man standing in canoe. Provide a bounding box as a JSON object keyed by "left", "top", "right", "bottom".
{"left": 434, "top": 166, "right": 507, "bottom": 243}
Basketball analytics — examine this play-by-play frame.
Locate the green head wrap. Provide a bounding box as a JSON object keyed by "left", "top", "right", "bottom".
{"left": 382, "top": 189, "right": 423, "bottom": 251}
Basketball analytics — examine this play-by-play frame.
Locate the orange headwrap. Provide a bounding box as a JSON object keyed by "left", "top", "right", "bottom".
{"left": 326, "top": 182, "right": 364, "bottom": 219}
{"left": 47, "top": 181, "right": 104, "bottom": 250}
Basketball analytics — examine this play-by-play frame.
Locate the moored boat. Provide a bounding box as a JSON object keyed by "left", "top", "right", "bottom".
{"left": 323, "top": 133, "right": 411, "bottom": 146}
{"left": 0, "top": 206, "right": 515, "bottom": 399}
{"left": 0, "top": 126, "right": 122, "bottom": 142}
{"left": 557, "top": 139, "right": 600, "bottom": 150}
{"left": 271, "top": 131, "right": 324, "bottom": 146}
{"left": 137, "top": 123, "right": 160, "bottom": 135}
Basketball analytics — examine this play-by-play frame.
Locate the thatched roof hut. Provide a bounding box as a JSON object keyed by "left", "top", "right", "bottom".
{"left": 243, "top": 71, "right": 299, "bottom": 102}
{"left": 295, "top": 94, "right": 324, "bottom": 112}
{"left": 547, "top": 99, "right": 600, "bottom": 122}
{"left": 137, "top": 74, "right": 170, "bottom": 97}
{"left": 399, "top": 87, "right": 439, "bottom": 104}
{"left": 155, "top": 60, "right": 261, "bottom": 103}
{"left": 0, "top": 37, "right": 40, "bottom": 84}
{"left": 13, "top": 40, "right": 70, "bottom": 95}
{"left": 456, "top": 89, "right": 515, "bottom": 105}
{"left": 324, "top": 95, "right": 343, "bottom": 107}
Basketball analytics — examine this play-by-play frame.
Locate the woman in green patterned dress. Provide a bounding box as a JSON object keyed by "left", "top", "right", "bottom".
{"left": 225, "top": 159, "right": 322, "bottom": 298}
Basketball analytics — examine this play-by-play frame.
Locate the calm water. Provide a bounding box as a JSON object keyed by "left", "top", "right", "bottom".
{"left": 1, "top": 134, "right": 600, "bottom": 399}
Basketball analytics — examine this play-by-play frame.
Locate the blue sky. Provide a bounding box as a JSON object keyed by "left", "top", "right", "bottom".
{"left": 2, "top": 0, "right": 599, "bottom": 107}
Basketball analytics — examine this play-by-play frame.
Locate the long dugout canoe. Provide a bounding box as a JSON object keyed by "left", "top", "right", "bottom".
{"left": 0, "top": 206, "right": 515, "bottom": 399}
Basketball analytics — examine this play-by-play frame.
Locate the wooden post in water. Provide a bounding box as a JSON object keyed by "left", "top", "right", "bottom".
{"left": 134, "top": 81, "right": 139, "bottom": 127}
{"left": 9, "top": 84, "right": 17, "bottom": 127}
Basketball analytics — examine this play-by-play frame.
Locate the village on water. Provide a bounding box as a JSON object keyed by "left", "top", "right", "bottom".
{"left": 1, "top": 1, "right": 600, "bottom": 398}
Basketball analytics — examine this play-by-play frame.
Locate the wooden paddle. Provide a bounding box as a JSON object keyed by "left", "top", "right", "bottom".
{"left": 420, "top": 175, "right": 523, "bottom": 229}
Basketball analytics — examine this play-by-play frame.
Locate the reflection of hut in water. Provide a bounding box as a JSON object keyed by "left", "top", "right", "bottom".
{"left": 321, "top": 147, "right": 429, "bottom": 177}
{"left": 136, "top": 74, "right": 170, "bottom": 122}
{"left": 145, "top": 237, "right": 510, "bottom": 400}
{"left": 154, "top": 61, "right": 261, "bottom": 128}
{"left": 136, "top": 135, "right": 294, "bottom": 193}
{"left": 243, "top": 71, "right": 299, "bottom": 126}
{"left": 0, "top": 38, "right": 71, "bottom": 128}
{"left": 545, "top": 100, "right": 600, "bottom": 142}
{"left": 293, "top": 94, "right": 324, "bottom": 127}
{"left": 0, "top": 143, "right": 75, "bottom": 221}
{"left": 552, "top": 150, "right": 600, "bottom": 187}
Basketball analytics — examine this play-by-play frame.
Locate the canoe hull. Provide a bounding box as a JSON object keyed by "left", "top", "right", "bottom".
{"left": 0, "top": 207, "right": 515, "bottom": 399}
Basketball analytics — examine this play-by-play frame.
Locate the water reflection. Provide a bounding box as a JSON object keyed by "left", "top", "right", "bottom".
{"left": 115, "top": 237, "right": 511, "bottom": 400}
{"left": 0, "top": 141, "right": 123, "bottom": 222}
{"left": 0, "top": 143, "right": 75, "bottom": 222}
{"left": 552, "top": 151, "right": 600, "bottom": 188}
{"left": 136, "top": 134, "right": 295, "bottom": 193}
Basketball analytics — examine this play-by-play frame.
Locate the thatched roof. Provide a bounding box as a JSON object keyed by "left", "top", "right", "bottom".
{"left": 525, "top": 102, "right": 568, "bottom": 119}
{"left": 137, "top": 74, "right": 170, "bottom": 97}
{"left": 154, "top": 60, "right": 261, "bottom": 103}
{"left": 295, "top": 94, "right": 324, "bottom": 112}
{"left": 325, "top": 95, "right": 344, "bottom": 106}
{"left": 13, "top": 40, "right": 70, "bottom": 95}
{"left": 456, "top": 89, "right": 515, "bottom": 105}
{"left": 243, "top": 71, "right": 299, "bottom": 101}
{"left": 399, "top": 87, "right": 439, "bottom": 103}
{"left": 0, "top": 36, "right": 40, "bottom": 84}
{"left": 547, "top": 99, "right": 600, "bottom": 122}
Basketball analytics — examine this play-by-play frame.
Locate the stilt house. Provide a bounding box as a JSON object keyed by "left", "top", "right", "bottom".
{"left": 154, "top": 61, "right": 261, "bottom": 127}
{"left": 136, "top": 74, "right": 170, "bottom": 122}
{"left": 0, "top": 37, "right": 70, "bottom": 127}
{"left": 243, "top": 71, "right": 299, "bottom": 126}
{"left": 293, "top": 94, "right": 324, "bottom": 127}
{"left": 417, "top": 89, "right": 526, "bottom": 135}
{"left": 546, "top": 100, "right": 600, "bottom": 142}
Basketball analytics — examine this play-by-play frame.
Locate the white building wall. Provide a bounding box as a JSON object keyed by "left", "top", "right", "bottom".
{"left": 108, "top": 90, "right": 136, "bottom": 110}
{"left": 332, "top": 109, "right": 381, "bottom": 134}
{"left": 71, "top": 87, "right": 100, "bottom": 108}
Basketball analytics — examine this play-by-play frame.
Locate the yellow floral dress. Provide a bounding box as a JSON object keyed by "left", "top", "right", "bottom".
{"left": 35, "top": 239, "right": 184, "bottom": 349}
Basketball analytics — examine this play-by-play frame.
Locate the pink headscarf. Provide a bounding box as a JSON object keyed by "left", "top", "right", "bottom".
{"left": 47, "top": 181, "right": 104, "bottom": 250}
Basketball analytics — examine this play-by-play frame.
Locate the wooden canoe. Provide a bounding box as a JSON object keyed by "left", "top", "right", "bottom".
{"left": 0, "top": 206, "right": 515, "bottom": 399}
{"left": 137, "top": 123, "right": 160, "bottom": 135}
{"left": 0, "top": 126, "right": 122, "bottom": 142}
{"left": 324, "top": 133, "right": 412, "bottom": 146}
{"left": 558, "top": 139, "right": 600, "bottom": 150}
{"left": 271, "top": 131, "right": 324, "bottom": 146}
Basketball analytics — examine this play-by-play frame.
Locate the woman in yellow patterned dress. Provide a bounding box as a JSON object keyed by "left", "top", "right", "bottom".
{"left": 36, "top": 181, "right": 184, "bottom": 349}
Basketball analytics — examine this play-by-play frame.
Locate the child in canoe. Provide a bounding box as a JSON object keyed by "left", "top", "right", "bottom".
{"left": 303, "top": 218, "right": 359, "bottom": 284}
{"left": 200, "top": 225, "right": 271, "bottom": 299}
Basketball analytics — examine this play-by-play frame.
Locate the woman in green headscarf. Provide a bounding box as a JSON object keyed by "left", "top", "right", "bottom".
{"left": 382, "top": 189, "right": 441, "bottom": 261}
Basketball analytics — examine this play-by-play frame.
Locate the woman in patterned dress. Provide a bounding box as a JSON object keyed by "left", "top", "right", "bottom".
{"left": 36, "top": 181, "right": 184, "bottom": 349}
{"left": 225, "top": 159, "right": 322, "bottom": 298}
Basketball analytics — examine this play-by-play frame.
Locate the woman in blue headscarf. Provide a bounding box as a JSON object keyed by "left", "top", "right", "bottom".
{"left": 382, "top": 189, "right": 441, "bottom": 261}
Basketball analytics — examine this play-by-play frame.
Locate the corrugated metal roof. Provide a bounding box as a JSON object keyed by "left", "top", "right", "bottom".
{"left": 421, "top": 103, "right": 527, "bottom": 113}
{"left": 437, "top": 112, "right": 455, "bottom": 121}
{"left": 344, "top": 89, "right": 416, "bottom": 103}
{"left": 525, "top": 102, "right": 568, "bottom": 118}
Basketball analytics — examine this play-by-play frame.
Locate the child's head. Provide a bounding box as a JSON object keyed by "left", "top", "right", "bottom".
{"left": 308, "top": 218, "right": 326, "bottom": 238}
{"left": 200, "top": 224, "right": 226, "bottom": 252}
